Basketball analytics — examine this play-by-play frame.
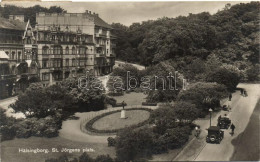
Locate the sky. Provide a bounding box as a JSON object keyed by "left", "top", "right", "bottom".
{"left": 1, "top": 1, "right": 248, "bottom": 26}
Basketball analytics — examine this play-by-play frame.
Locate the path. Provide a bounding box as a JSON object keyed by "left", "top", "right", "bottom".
{"left": 115, "top": 60, "right": 145, "bottom": 70}
{"left": 0, "top": 96, "right": 25, "bottom": 118}
{"left": 59, "top": 105, "right": 158, "bottom": 143}
{"left": 173, "top": 83, "right": 260, "bottom": 161}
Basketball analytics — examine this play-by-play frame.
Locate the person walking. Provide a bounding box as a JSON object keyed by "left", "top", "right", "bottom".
{"left": 195, "top": 126, "right": 201, "bottom": 138}
{"left": 240, "top": 89, "right": 244, "bottom": 95}
{"left": 244, "top": 90, "right": 248, "bottom": 97}
{"left": 122, "top": 101, "right": 126, "bottom": 109}
{"left": 229, "top": 93, "right": 232, "bottom": 101}
{"left": 230, "top": 123, "right": 236, "bottom": 135}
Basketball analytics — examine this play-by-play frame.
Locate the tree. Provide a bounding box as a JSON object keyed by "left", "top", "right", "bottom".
{"left": 178, "top": 82, "right": 228, "bottom": 111}
{"left": 246, "top": 64, "right": 260, "bottom": 81}
{"left": 10, "top": 83, "right": 75, "bottom": 118}
{"left": 206, "top": 67, "right": 241, "bottom": 92}
{"left": 173, "top": 101, "right": 199, "bottom": 124}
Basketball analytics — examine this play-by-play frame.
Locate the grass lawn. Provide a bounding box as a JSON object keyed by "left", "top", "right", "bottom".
{"left": 92, "top": 110, "right": 150, "bottom": 130}
{"left": 0, "top": 136, "right": 116, "bottom": 162}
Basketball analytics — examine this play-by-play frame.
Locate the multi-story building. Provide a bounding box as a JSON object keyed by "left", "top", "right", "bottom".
{"left": 0, "top": 16, "right": 37, "bottom": 98}
{"left": 35, "top": 11, "right": 116, "bottom": 85}
{"left": 0, "top": 11, "right": 116, "bottom": 97}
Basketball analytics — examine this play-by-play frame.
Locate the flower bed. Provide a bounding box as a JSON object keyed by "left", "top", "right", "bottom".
{"left": 85, "top": 108, "right": 152, "bottom": 134}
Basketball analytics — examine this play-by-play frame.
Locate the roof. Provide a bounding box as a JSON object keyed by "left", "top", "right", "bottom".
{"left": 0, "top": 51, "right": 9, "bottom": 59}
{"left": 0, "top": 17, "right": 26, "bottom": 31}
{"left": 92, "top": 15, "right": 112, "bottom": 29}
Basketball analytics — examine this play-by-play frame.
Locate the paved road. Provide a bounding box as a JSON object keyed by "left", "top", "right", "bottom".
{"left": 174, "top": 83, "right": 260, "bottom": 161}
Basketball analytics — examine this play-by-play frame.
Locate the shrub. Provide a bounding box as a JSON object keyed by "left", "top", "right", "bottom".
{"left": 142, "top": 102, "right": 157, "bottom": 106}
{"left": 106, "top": 97, "right": 117, "bottom": 107}
{"left": 95, "top": 155, "right": 114, "bottom": 162}
{"left": 79, "top": 152, "right": 94, "bottom": 162}
{"left": 115, "top": 128, "right": 153, "bottom": 161}
{"left": 0, "top": 109, "right": 17, "bottom": 141}
{"left": 15, "top": 116, "right": 60, "bottom": 138}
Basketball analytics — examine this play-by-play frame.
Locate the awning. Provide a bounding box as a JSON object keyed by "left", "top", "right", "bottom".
{"left": 0, "top": 51, "right": 9, "bottom": 59}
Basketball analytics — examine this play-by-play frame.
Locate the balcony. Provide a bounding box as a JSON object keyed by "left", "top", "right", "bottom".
{"left": 50, "top": 67, "right": 63, "bottom": 71}
{"left": 0, "top": 74, "right": 16, "bottom": 81}
{"left": 50, "top": 55, "right": 62, "bottom": 58}
{"left": 95, "top": 33, "right": 106, "bottom": 38}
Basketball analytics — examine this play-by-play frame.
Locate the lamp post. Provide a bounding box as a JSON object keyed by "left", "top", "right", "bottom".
{"left": 209, "top": 108, "right": 213, "bottom": 127}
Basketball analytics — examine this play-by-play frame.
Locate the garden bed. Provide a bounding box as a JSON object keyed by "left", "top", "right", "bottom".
{"left": 85, "top": 108, "right": 152, "bottom": 134}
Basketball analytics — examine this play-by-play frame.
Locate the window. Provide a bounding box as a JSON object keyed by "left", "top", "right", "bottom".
{"left": 80, "top": 60, "right": 85, "bottom": 66}
{"left": 72, "top": 47, "right": 76, "bottom": 55}
{"left": 52, "top": 35, "right": 55, "bottom": 40}
{"left": 79, "top": 47, "right": 86, "bottom": 55}
{"left": 66, "top": 47, "right": 69, "bottom": 54}
{"left": 72, "top": 59, "right": 77, "bottom": 66}
{"left": 11, "top": 51, "right": 15, "bottom": 60}
{"left": 42, "top": 73, "right": 49, "bottom": 81}
{"left": 18, "top": 52, "right": 21, "bottom": 62}
{"left": 42, "top": 60, "right": 48, "bottom": 68}
{"left": 44, "top": 33, "right": 48, "bottom": 41}
{"left": 107, "top": 49, "right": 109, "bottom": 54}
{"left": 66, "top": 59, "right": 69, "bottom": 66}
{"left": 42, "top": 46, "right": 49, "bottom": 54}
{"left": 53, "top": 59, "right": 62, "bottom": 67}
{"left": 53, "top": 46, "right": 62, "bottom": 55}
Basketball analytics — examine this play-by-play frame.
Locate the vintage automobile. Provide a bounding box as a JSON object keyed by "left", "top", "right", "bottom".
{"left": 222, "top": 105, "right": 228, "bottom": 111}
{"left": 206, "top": 126, "right": 224, "bottom": 144}
{"left": 217, "top": 116, "right": 231, "bottom": 129}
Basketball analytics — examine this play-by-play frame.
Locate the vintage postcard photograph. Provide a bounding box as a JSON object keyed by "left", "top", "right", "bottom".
{"left": 0, "top": 1, "right": 259, "bottom": 162}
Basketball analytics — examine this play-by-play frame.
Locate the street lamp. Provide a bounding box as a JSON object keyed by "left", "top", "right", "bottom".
{"left": 209, "top": 108, "right": 213, "bottom": 127}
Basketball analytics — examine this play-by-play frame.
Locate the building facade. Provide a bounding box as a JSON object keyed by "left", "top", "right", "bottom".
{"left": 0, "top": 16, "right": 37, "bottom": 98}
{"left": 0, "top": 11, "right": 116, "bottom": 97}
{"left": 35, "top": 11, "right": 116, "bottom": 85}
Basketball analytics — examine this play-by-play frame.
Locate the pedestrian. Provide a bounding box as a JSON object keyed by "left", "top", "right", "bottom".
{"left": 240, "top": 89, "right": 243, "bottom": 95}
{"left": 230, "top": 123, "right": 235, "bottom": 135}
{"left": 229, "top": 93, "right": 232, "bottom": 101}
{"left": 244, "top": 90, "right": 247, "bottom": 97}
{"left": 122, "top": 101, "right": 126, "bottom": 109}
{"left": 195, "top": 126, "right": 201, "bottom": 138}
{"left": 218, "top": 115, "right": 222, "bottom": 122}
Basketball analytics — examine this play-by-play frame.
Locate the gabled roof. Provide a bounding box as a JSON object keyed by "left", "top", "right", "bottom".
{"left": 0, "top": 51, "right": 9, "bottom": 59}
{"left": 0, "top": 17, "right": 26, "bottom": 31}
{"left": 92, "top": 15, "right": 112, "bottom": 29}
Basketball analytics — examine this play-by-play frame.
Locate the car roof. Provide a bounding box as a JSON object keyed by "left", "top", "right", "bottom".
{"left": 208, "top": 126, "right": 220, "bottom": 131}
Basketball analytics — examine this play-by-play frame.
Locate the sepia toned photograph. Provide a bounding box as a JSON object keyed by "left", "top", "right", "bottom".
{"left": 0, "top": 1, "right": 259, "bottom": 162}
